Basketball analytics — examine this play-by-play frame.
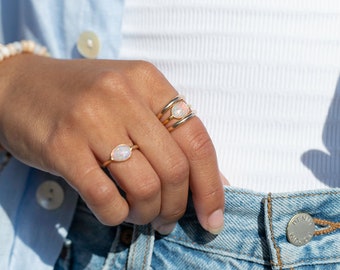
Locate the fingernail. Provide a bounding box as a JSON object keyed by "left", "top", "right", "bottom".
{"left": 207, "top": 209, "right": 224, "bottom": 235}
{"left": 155, "top": 223, "right": 176, "bottom": 235}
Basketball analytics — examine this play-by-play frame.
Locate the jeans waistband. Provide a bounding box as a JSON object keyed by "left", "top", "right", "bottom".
{"left": 126, "top": 186, "right": 340, "bottom": 269}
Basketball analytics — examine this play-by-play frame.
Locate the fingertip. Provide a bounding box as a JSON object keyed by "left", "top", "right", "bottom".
{"left": 85, "top": 182, "right": 129, "bottom": 226}
{"left": 70, "top": 164, "right": 129, "bottom": 226}
{"left": 152, "top": 221, "right": 177, "bottom": 235}
{"left": 207, "top": 209, "right": 224, "bottom": 235}
{"left": 193, "top": 183, "right": 225, "bottom": 235}
{"left": 87, "top": 191, "right": 129, "bottom": 226}
{"left": 91, "top": 203, "right": 129, "bottom": 226}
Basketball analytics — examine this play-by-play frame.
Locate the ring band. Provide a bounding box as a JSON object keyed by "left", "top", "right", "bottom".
{"left": 167, "top": 111, "right": 196, "bottom": 132}
{"left": 161, "top": 99, "right": 192, "bottom": 125}
{"left": 157, "top": 95, "right": 184, "bottom": 119}
{"left": 158, "top": 94, "right": 196, "bottom": 131}
{"left": 102, "top": 144, "right": 139, "bottom": 167}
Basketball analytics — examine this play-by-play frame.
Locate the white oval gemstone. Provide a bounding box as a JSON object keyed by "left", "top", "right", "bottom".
{"left": 172, "top": 101, "right": 190, "bottom": 119}
{"left": 111, "top": 144, "right": 132, "bottom": 162}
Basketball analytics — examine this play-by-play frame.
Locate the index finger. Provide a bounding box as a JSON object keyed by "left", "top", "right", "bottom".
{"left": 121, "top": 61, "right": 225, "bottom": 233}
{"left": 170, "top": 117, "right": 225, "bottom": 234}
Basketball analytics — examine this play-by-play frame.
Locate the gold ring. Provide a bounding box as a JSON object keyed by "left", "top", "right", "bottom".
{"left": 167, "top": 111, "right": 196, "bottom": 132}
{"left": 102, "top": 144, "right": 139, "bottom": 167}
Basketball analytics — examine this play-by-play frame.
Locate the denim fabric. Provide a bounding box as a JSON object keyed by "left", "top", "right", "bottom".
{"left": 55, "top": 187, "right": 340, "bottom": 269}
{"left": 54, "top": 198, "right": 118, "bottom": 270}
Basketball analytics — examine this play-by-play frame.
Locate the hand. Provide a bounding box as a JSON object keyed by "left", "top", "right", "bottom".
{"left": 0, "top": 55, "right": 225, "bottom": 234}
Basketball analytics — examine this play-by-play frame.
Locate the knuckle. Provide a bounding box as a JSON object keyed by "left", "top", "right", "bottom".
{"left": 84, "top": 182, "right": 116, "bottom": 207}
{"left": 188, "top": 130, "right": 216, "bottom": 161}
{"left": 89, "top": 70, "right": 135, "bottom": 103}
{"left": 202, "top": 186, "right": 223, "bottom": 200}
{"left": 130, "top": 175, "right": 161, "bottom": 201}
{"left": 64, "top": 71, "right": 134, "bottom": 128}
{"left": 91, "top": 70, "right": 137, "bottom": 107}
{"left": 79, "top": 171, "right": 116, "bottom": 207}
{"left": 129, "top": 61, "right": 166, "bottom": 91}
{"left": 62, "top": 95, "right": 100, "bottom": 127}
{"left": 165, "top": 156, "right": 189, "bottom": 185}
{"left": 92, "top": 70, "right": 128, "bottom": 92}
{"left": 132, "top": 60, "right": 160, "bottom": 80}
{"left": 197, "top": 183, "right": 225, "bottom": 208}
{"left": 163, "top": 207, "right": 186, "bottom": 221}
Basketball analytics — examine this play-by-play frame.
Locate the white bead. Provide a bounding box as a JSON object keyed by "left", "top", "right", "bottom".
{"left": 21, "top": 40, "right": 29, "bottom": 51}
{"left": 13, "top": 42, "right": 22, "bottom": 54}
{"left": 7, "top": 44, "right": 16, "bottom": 56}
{"left": 34, "top": 44, "right": 42, "bottom": 54}
{"left": 26, "top": 40, "right": 35, "bottom": 53}
{"left": 1, "top": 46, "right": 10, "bottom": 58}
{"left": 0, "top": 40, "right": 49, "bottom": 62}
{"left": 34, "top": 45, "right": 47, "bottom": 56}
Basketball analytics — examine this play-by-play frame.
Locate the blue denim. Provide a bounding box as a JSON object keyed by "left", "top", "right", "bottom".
{"left": 55, "top": 187, "right": 340, "bottom": 269}
{"left": 54, "top": 198, "right": 118, "bottom": 270}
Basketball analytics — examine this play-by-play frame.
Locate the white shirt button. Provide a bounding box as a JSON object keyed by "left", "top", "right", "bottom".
{"left": 77, "top": 31, "right": 100, "bottom": 59}
{"left": 36, "top": 180, "right": 64, "bottom": 210}
{"left": 286, "top": 213, "right": 315, "bottom": 246}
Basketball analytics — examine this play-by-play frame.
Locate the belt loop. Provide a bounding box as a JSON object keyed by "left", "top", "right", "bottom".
{"left": 127, "top": 224, "right": 155, "bottom": 270}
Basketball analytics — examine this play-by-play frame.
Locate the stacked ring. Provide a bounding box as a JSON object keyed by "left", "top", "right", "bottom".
{"left": 157, "top": 95, "right": 185, "bottom": 119}
{"left": 161, "top": 99, "right": 192, "bottom": 125}
{"left": 167, "top": 111, "right": 196, "bottom": 132}
{"left": 158, "top": 95, "right": 196, "bottom": 132}
{"left": 102, "top": 144, "right": 139, "bottom": 167}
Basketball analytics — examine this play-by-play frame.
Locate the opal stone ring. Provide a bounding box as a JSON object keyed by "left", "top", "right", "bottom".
{"left": 102, "top": 144, "right": 139, "bottom": 167}
{"left": 161, "top": 100, "right": 192, "bottom": 125}
{"left": 158, "top": 95, "right": 196, "bottom": 131}
{"left": 157, "top": 95, "right": 185, "bottom": 119}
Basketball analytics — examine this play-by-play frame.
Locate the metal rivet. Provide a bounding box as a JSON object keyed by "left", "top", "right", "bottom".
{"left": 287, "top": 213, "right": 315, "bottom": 246}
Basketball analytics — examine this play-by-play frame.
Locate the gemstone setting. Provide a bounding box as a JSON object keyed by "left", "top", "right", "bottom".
{"left": 171, "top": 101, "right": 190, "bottom": 119}
{"left": 111, "top": 144, "right": 132, "bottom": 162}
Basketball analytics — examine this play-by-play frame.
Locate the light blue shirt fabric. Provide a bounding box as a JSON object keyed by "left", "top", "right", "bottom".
{"left": 0, "top": 1, "right": 124, "bottom": 269}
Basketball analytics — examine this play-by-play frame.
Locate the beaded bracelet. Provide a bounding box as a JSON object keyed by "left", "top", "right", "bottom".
{"left": 0, "top": 40, "right": 49, "bottom": 62}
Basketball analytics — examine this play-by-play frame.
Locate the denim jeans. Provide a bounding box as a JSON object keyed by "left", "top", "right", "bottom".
{"left": 55, "top": 187, "right": 340, "bottom": 269}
